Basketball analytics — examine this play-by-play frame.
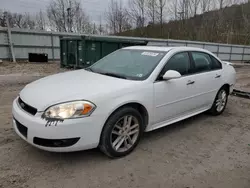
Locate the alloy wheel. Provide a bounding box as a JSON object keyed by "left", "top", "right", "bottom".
{"left": 110, "top": 115, "right": 140, "bottom": 152}
{"left": 216, "top": 90, "right": 227, "bottom": 112}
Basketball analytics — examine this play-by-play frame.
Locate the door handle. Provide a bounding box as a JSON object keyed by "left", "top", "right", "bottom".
{"left": 187, "top": 80, "right": 195, "bottom": 85}
{"left": 215, "top": 74, "right": 221, "bottom": 78}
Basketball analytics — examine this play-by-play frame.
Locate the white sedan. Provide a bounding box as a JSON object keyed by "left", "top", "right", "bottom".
{"left": 12, "top": 46, "right": 236, "bottom": 158}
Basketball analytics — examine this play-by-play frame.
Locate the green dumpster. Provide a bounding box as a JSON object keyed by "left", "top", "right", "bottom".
{"left": 60, "top": 35, "right": 147, "bottom": 69}
{"left": 60, "top": 37, "right": 81, "bottom": 68}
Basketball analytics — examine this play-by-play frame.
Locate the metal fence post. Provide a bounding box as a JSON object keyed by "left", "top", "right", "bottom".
{"left": 6, "top": 13, "right": 16, "bottom": 62}
{"left": 229, "top": 45, "right": 232, "bottom": 62}
{"left": 51, "top": 33, "right": 55, "bottom": 62}
{"left": 242, "top": 47, "right": 245, "bottom": 63}
{"left": 217, "top": 44, "right": 220, "bottom": 57}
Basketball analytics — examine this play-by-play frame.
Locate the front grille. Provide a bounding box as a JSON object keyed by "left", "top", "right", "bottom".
{"left": 18, "top": 97, "right": 37, "bottom": 115}
{"left": 15, "top": 119, "right": 28, "bottom": 138}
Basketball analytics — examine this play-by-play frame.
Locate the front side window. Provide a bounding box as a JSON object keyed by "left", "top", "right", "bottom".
{"left": 89, "top": 49, "right": 166, "bottom": 80}
{"left": 162, "top": 52, "right": 191, "bottom": 76}
{"left": 191, "top": 52, "right": 212, "bottom": 73}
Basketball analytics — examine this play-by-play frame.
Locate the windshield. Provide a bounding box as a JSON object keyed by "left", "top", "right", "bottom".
{"left": 88, "top": 49, "right": 167, "bottom": 80}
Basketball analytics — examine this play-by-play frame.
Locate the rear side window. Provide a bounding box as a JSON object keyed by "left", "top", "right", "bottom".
{"left": 191, "top": 52, "right": 212, "bottom": 73}
{"left": 210, "top": 56, "right": 222, "bottom": 70}
{"left": 162, "top": 52, "right": 190, "bottom": 76}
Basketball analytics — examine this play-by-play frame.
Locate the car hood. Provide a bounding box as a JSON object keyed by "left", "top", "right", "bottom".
{"left": 19, "top": 70, "right": 135, "bottom": 111}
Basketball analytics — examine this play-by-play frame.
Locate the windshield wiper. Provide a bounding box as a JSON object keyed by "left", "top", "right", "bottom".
{"left": 101, "top": 72, "right": 127, "bottom": 79}
{"left": 85, "top": 67, "right": 94, "bottom": 72}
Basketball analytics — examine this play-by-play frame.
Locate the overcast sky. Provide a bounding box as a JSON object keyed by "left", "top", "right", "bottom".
{"left": 0, "top": 0, "right": 121, "bottom": 23}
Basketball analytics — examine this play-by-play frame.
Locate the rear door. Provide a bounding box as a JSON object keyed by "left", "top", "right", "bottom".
{"left": 189, "top": 51, "right": 223, "bottom": 109}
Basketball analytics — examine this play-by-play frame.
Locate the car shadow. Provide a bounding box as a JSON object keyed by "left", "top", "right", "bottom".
{"left": 23, "top": 112, "right": 210, "bottom": 164}
{"left": 29, "top": 145, "right": 107, "bottom": 163}
{"left": 142, "top": 112, "right": 208, "bottom": 141}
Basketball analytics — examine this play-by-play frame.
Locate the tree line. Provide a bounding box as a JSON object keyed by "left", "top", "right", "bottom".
{"left": 107, "top": 0, "right": 249, "bottom": 35}
{"left": 0, "top": 0, "right": 249, "bottom": 44}
{"left": 114, "top": 0, "right": 250, "bottom": 45}
{"left": 0, "top": 0, "right": 99, "bottom": 34}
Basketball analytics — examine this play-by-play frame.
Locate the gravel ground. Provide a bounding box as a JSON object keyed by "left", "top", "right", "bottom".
{"left": 0, "top": 62, "right": 250, "bottom": 188}
{"left": 235, "top": 65, "right": 250, "bottom": 92}
{"left": 0, "top": 61, "right": 67, "bottom": 75}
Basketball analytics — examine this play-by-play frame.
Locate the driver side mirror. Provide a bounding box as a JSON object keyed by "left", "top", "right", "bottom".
{"left": 162, "top": 70, "right": 181, "bottom": 80}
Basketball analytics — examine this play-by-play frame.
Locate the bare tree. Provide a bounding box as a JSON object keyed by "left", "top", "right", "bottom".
{"left": 168, "top": 0, "right": 179, "bottom": 20}
{"left": 106, "top": 0, "right": 117, "bottom": 33}
{"left": 216, "top": 0, "right": 234, "bottom": 9}
{"left": 128, "top": 0, "right": 147, "bottom": 29}
{"left": 240, "top": 2, "right": 250, "bottom": 44}
{"left": 106, "top": 0, "right": 131, "bottom": 34}
{"left": 189, "top": 0, "right": 201, "bottom": 16}
{"left": 219, "top": 0, "right": 224, "bottom": 9}
{"left": 23, "top": 13, "right": 36, "bottom": 29}
{"left": 184, "top": 0, "right": 189, "bottom": 18}
{"left": 73, "top": 2, "right": 90, "bottom": 33}
{"left": 47, "top": 0, "right": 91, "bottom": 33}
{"left": 147, "top": 0, "right": 157, "bottom": 24}
{"left": 97, "top": 16, "right": 105, "bottom": 35}
{"left": 36, "top": 10, "right": 46, "bottom": 30}
{"left": 0, "top": 11, "right": 39, "bottom": 29}
{"left": 0, "top": 10, "right": 4, "bottom": 27}
{"left": 200, "top": 0, "right": 212, "bottom": 13}
{"left": 156, "top": 0, "right": 167, "bottom": 36}
{"left": 12, "top": 13, "right": 23, "bottom": 28}
{"left": 6, "top": 12, "right": 36, "bottom": 29}
{"left": 92, "top": 23, "right": 97, "bottom": 34}
{"left": 173, "top": 0, "right": 189, "bottom": 20}
{"left": 116, "top": 1, "right": 132, "bottom": 32}
{"left": 168, "top": 0, "right": 212, "bottom": 19}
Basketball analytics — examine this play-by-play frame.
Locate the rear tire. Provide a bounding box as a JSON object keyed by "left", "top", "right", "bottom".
{"left": 99, "top": 107, "right": 144, "bottom": 158}
{"left": 209, "top": 87, "right": 228, "bottom": 116}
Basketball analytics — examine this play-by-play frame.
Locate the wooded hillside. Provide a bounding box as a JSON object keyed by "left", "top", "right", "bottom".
{"left": 117, "top": 2, "right": 250, "bottom": 45}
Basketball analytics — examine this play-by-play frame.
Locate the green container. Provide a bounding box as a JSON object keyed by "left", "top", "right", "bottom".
{"left": 60, "top": 37, "right": 81, "bottom": 68}
{"left": 60, "top": 35, "right": 147, "bottom": 68}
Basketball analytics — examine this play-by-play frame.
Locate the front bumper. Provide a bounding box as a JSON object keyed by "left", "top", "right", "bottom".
{"left": 12, "top": 97, "right": 105, "bottom": 152}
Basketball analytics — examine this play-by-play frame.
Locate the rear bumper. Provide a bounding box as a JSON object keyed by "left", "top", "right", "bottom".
{"left": 12, "top": 97, "right": 105, "bottom": 152}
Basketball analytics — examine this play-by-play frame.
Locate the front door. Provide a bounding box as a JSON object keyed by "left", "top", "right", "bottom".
{"left": 153, "top": 52, "right": 199, "bottom": 125}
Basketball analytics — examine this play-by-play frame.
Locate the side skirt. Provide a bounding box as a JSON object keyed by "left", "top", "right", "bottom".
{"left": 145, "top": 106, "right": 211, "bottom": 132}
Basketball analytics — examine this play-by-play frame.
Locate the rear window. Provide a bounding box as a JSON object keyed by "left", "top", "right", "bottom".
{"left": 191, "top": 52, "right": 212, "bottom": 73}
{"left": 210, "top": 56, "right": 222, "bottom": 70}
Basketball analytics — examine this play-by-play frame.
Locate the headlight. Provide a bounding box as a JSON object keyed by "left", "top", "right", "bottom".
{"left": 43, "top": 101, "right": 96, "bottom": 119}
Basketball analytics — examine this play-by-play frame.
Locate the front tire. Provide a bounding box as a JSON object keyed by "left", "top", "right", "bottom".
{"left": 209, "top": 87, "right": 228, "bottom": 116}
{"left": 99, "top": 107, "right": 144, "bottom": 158}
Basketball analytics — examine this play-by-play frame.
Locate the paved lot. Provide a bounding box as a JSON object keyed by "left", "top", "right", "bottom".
{"left": 0, "top": 62, "right": 250, "bottom": 188}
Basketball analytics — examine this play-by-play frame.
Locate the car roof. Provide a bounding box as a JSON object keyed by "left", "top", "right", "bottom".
{"left": 124, "top": 46, "right": 174, "bottom": 51}
{"left": 124, "top": 46, "right": 211, "bottom": 53}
